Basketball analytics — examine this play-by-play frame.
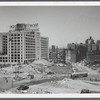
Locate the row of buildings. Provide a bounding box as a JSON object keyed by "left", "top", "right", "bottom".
{"left": 0, "top": 23, "right": 99, "bottom": 65}
{"left": 0, "top": 23, "right": 49, "bottom": 64}
{"left": 65, "top": 36, "right": 100, "bottom": 64}
{"left": 49, "top": 36, "right": 100, "bottom": 64}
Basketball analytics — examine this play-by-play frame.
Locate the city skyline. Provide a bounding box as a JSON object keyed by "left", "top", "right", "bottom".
{"left": 0, "top": 6, "right": 100, "bottom": 47}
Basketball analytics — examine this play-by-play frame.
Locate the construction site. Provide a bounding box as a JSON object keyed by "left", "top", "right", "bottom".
{"left": 0, "top": 59, "right": 100, "bottom": 94}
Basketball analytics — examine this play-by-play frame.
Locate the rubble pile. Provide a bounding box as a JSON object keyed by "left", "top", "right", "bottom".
{"left": 29, "top": 87, "right": 52, "bottom": 94}
{"left": 49, "top": 81, "right": 68, "bottom": 88}
{"left": 72, "top": 59, "right": 98, "bottom": 74}
{"left": 49, "top": 65, "right": 72, "bottom": 74}
{"left": 1, "top": 58, "right": 100, "bottom": 94}
{"left": 32, "top": 59, "right": 51, "bottom": 66}
{"left": 20, "top": 65, "right": 36, "bottom": 74}
{"left": 56, "top": 78, "right": 100, "bottom": 92}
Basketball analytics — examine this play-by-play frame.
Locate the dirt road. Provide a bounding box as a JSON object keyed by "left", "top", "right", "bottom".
{"left": 0, "top": 75, "right": 66, "bottom": 91}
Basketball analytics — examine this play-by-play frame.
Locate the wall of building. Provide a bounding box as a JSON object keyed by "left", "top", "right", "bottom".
{"left": 8, "top": 32, "right": 22, "bottom": 64}
{"left": 66, "top": 43, "right": 87, "bottom": 63}
{"left": 86, "top": 37, "right": 100, "bottom": 64}
{"left": 87, "top": 51, "right": 100, "bottom": 64}
{"left": 41, "top": 37, "right": 49, "bottom": 60}
{"left": 65, "top": 49, "right": 76, "bottom": 63}
{"left": 67, "top": 43, "right": 76, "bottom": 50}
{"left": 35, "top": 32, "right": 41, "bottom": 60}
{"left": 52, "top": 45, "right": 56, "bottom": 52}
{"left": 0, "top": 34, "right": 3, "bottom": 54}
{"left": 0, "top": 23, "right": 49, "bottom": 64}
{"left": 24, "top": 31, "right": 36, "bottom": 63}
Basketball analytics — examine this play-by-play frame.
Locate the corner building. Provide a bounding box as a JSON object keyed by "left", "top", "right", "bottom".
{"left": 0, "top": 23, "right": 49, "bottom": 64}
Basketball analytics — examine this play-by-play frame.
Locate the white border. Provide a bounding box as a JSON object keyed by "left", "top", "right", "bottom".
{"left": 0, "top": 94, "right": 100, "bottom": 98}
{"left": 0, "top": 2, "right": 100, "bottom": 98}
{"left": 0, "top": 2, "right": 100, "bottom": 6}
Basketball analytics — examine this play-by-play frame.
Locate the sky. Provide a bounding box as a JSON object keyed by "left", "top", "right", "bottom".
{"left": 0, "top": 6, "right": 100, "bottom": 47}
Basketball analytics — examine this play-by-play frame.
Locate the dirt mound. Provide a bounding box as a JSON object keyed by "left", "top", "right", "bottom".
{"left": 20, "top": 65, "right": 36, "bottom": 74}
{"left": 32, "top": 59, "right": 51, "bottom": 66}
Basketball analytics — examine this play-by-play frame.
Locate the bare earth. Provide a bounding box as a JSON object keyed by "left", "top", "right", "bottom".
{"left": 0, "top": 59, "right": 100, "bottom": 94}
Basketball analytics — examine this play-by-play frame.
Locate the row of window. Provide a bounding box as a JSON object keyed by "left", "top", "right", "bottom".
{"left": 26, "top": 43, "right": 35, "bottom": 45}
{"left": 0, "top": 60, "right": 8, "bottom": 62}
{"left": 26, "top": 56, "right": 35, "bottom": 59}
{"left": 26, "top": 48, "right": 35, "bottom": 50}
{"left": 41, "top": 46, "right": 48, "bottom": 48}
{"left": 26, "top": 46, "right": 35, "bottom": 48}
{"left": 26, "top": 40, "right": 35, "bottom": 43}
{"left": 10, "top": 60, "right": 22, "bottom": 62}
{"left": 0, "top": 57, "right": 8, "bottom": 60}
{"left": 0, "top": 59, "right": 23, "bottom": 62}
{"left": 26, "top": 52, "right": 35, "bottom": 54}
{"left": 25, "top": 34, "right": 34, "bottom": 37}
{"left": 10, "top": 34, "right": 22, "bottom": 36}
{"left": 9, "top": 48, "right": 23, "bottom": 50}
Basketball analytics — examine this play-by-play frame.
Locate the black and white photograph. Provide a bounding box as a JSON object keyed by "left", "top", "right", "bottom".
{"left": 0, "top": 3, "right": 100, "bottom": 95}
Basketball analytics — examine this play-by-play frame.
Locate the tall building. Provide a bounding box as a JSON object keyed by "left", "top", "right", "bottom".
{"left": 85, "top": 36, "right": 94, "bottom": 45}
{"left": 41, "top": 37, "right": 49, "bottom": 60}
{"left": 52, "top": 45, "right": 56, "bottom": 52}
{"left": 0, "top": 23, "right": 49, "bottom": 64}
{"left": 0, "top": 33, "right": 8, "bottom": 55}
{"left": 67, "top": 43, "right": 76, "bottom": 50}
{"left": 64, "top": 43, "right": 87, "bottom": 63}
{"left": 85, "top": 36, "right": 95, "bottom": 52}
{"left": 86, "top": 37, "right": 100, "bottom": 64}
{"left": 64, "top": 49, "right": 76, "bottom": 63}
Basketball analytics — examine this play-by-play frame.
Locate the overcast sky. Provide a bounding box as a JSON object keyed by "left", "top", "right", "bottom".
{"left": 0, "top": 6, "right": 100, "bottom": 47}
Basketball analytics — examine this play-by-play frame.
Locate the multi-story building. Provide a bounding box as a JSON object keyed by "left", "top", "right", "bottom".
{"left": 64, "top": 49, "right": 77, "bottom": 63}
{"left": 41, "top": 37, "right": 49, "bottom": 60}
{"left": 87, "top": 51, "right": 100, "bottom": 64}
{"left": 52, "top": 45, "right": 56, "bottom": 52}
{"left": 0, "top": 23, "right": 49, "bottom": 64}
{"left": 0, "top": 33, "right": 8, "bottom": 55}
{"left": 67, "top": 43, "right": 76, "bottom": 50}
{"left": 86, "top": 37, "right": 100, "bottom": 64}
{"left": 0, "top": 33, "right": 8, "bottom": 64}
{"left": 85, "top": 36, "right": 95, "bottom": 45}
{"left": 64, "top": 43, "right": 87, "bottom": 63}
{"left": 64, "top": 36, "right": 100, "bottom": 64}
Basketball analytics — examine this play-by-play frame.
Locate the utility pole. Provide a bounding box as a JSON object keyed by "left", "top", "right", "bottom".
{"left": 12, "top": 79, "right": 13, "bottom": 88}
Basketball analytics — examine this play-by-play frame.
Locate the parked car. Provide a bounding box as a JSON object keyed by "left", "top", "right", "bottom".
{"left": 17, "top": 85, "right": 29, "bottom": 90}
{"left": 81, "top": 89, "right": 90, "bottom": 93}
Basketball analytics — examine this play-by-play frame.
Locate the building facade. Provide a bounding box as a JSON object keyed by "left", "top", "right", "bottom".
{"left": 64, "top": 43, "right": 87, "bottom": 63}
{"left": 86, "top": 37, "right": 100, "bottom": 64}
{"left": 64, "top": 49, "right": 76, "bottom": 63}
{"left": 41, "top": 37, "right": 49, "bottom": 60}
{"left": 0, "top": 23, "right": 49, "bottom": 64}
